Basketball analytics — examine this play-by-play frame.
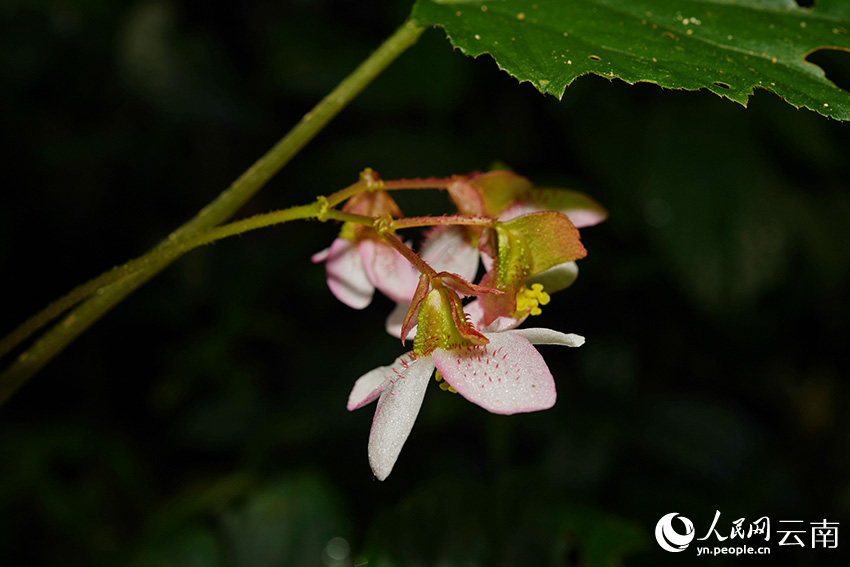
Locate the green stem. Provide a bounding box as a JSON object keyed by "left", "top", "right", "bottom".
{"left": 0, "top": 203, "right": 381, "bottom": 362}
{"left": 0, "top": 204, "right": 320, "bottom": 404}
{"left": 322, "top": 209, "right": 377, "bottom": 225}
{"left": 167, "top": 19, "right": 424, "bottom": 241}
{"left": 0, "top": 19, "right": 425, "bottom": 406}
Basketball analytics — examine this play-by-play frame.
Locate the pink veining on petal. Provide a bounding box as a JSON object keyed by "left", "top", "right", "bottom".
{"left": 432, "top": 331, "right": 556, "bottom": 415}
{"left": 359, "top": 239, "right": 420, "bottom": 304}
{"left": 348, "top": 352, "right": 424, "bottom": 411}
{"left": 323, "top": 238, "right": 374, "bottom": 309}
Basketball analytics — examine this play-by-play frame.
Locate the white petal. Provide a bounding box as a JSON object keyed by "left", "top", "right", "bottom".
{"left": 323, "top": 238, "right": 374, "bottom": 309}
{"left": 511, "top": 328, "right": 585, "bottom": 347}
{"left": 368, "top": 356, "right": 435, "bottom": 480}
{"left": 432, "top": 331, "right": 556, "bottom": 415}
{"left": 525, "top": 261, "right": 579, "bottom": 293}
{"left": 421, "top": 226, "right": 480, "bottom": 283}
{"left": 347, "top": 355, "right": 412, "bottom": 411}
{"left": 385, "top": 302, "right": 416, "bottom": 340}
{"left": 360, "top": 239, "right": 420, "bottom": 304}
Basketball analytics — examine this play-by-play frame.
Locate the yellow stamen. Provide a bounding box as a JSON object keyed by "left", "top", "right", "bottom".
{"left": 434, "top": 370, "right": 457, "bottom": 393}
{"left": 513, "top": 283, "right": 551, "bottom": 318}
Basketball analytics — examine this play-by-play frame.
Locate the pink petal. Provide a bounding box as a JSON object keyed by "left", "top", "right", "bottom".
{"left": 463, "top": 298, "right": 486, "bottom": 328}
{"left": 359, "top": 239, "right": 420, "bottom": 304}
{"left": 498, "top": 202, "right": 540, "bottom": 222}
{"left": 463, "top": 299, "right": 523, "bottom": 333}
{"left": 368, "top": 356, "right": 436, "bottom": 480}
{"left": 321, "top": 238, "right": 375, "bottom": 309}
{"left": 311, "top": 248, "right": 331, "bottom": 263}
{"left": 432, "top": 331, "right": 556, "bottom": 415}
{"left": 421, "top": 226, "right": 480, "bottom": 283}
{"left": 562, "top": 208, "right": 606, "bottom": 228}
{"left": 499, "top": 202, "right": 604, "bottom": 229}
{"left": 478, "top": 229, "right": 496, "bottom": 273}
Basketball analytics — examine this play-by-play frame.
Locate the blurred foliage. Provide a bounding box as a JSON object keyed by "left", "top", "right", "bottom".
{"left": 1, "top": 0, "right": 849, "bottom": 565}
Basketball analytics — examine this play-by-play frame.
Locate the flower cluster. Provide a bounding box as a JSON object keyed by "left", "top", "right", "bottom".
{"left": 313, "top": 170, "right": 606, "bottom": 480}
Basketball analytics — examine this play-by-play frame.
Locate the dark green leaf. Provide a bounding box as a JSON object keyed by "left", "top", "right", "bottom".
{"left": 412, "top": 0, "right": 850, "bottom": 119}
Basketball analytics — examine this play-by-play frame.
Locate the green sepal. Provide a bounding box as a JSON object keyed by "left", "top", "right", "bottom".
{"left": 495, "top": 225, "right": 532, "bottom": 290}
{"left": 499, "top": 212, "right": 587, "bottom": 276}
{"left": 471, "top": 171, "right": 534, "bottom": 216}
{"left": 413, "top": 286, "right": 487, "bottom": 356}
{"left": 467, "top": 171, "right": 607, "bottom": 226}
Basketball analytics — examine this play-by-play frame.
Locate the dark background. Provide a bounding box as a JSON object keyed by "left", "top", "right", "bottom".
{"left": 2, "top": 0, "right": 849, "bottom": 565}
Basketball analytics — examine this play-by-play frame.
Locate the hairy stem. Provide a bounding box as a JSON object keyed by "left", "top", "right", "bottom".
{"left": 0, "top": 20, "right": 425, "bottom": 405}
{"left": 380, "top": 232, "right": 436, "bottom": 277}
{"left": 324, "top": 174, "right": 452, "bottom": 207}
{"left": 393, "top": 214, "right": 495, "bottom": 230}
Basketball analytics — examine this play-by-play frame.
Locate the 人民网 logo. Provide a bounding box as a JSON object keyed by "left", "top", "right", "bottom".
{"left": 655, "top": 512, "right": 696, "bottom": 552}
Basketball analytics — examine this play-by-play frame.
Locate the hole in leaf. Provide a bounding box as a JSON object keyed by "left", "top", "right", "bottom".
{"left": 805, "top": 47, "right": 850, "bottom": 92}
{"left": 713, "top": 81, "right": 731, "bottom": 89}
{"left": 588, "top": 55, "right": 601, "bottom": 61}
{"left": 795, "top": 0, "right": 814, "bottom": 7}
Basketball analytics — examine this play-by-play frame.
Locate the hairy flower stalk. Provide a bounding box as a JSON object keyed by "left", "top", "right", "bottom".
{"left": 313, "top": 170, "right": 609, "bottom": 480}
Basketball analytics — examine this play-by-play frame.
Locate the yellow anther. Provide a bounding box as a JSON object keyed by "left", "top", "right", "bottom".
{"left": 513, "top": 283, "right": 551, "bottom": 318}
{"left": 530, "top": 283, "right": 551, "bottom": 305}
{"left": 435, "top": 370, "right": 457, "bottom": 393}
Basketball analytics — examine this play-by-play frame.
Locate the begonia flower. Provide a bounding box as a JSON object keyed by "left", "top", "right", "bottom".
{"left": 475, "top": 211, "right": 587, "bottom": 326}
{"left": 347, "top": 295, "right": 583, "bottom": 480}
{"left": 449, "top": 171, "right": 608, "bottom": 229}
{"left": 314, "top": 222, "right": 480, "bottom": 313}
{"left": 311, "top": 187, "right": 417, "bottom": 309}
{"left": 384, "top": 226, "right": 480, "bottom": 338}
